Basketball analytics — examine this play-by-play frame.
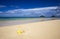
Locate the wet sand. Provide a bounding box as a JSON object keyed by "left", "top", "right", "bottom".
{"left": 0, "top": 18, "right": 59, "bottom": 26}
{"left": 0, "top": 20, "right": 60, "bottom": 39}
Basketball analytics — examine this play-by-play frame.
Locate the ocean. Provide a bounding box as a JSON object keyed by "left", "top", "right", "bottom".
{"left": 0, "top": 17, "right": 60, "bottom": 26}
{"left": 0, "top": 17, "right": 36, "bottom": 21}
{"left": 0, "top": 17, "right": 60, "bottom": 21}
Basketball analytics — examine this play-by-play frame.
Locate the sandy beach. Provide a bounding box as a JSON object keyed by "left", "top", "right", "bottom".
{"left": 0, "top": 18, "right": 59, "bottom": 26}
{"left": 0, "top": 19, "right": 60, "bottom": 39}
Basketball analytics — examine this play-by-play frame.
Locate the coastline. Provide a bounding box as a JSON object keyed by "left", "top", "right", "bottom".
{"left": 0, "top": 20, "right": 60, "bottom": 39}
{"left": 0, "top": 18, "right": 60, "bottom": 26}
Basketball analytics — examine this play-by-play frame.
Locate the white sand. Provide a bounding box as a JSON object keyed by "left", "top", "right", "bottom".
{"left": 0, "top": 20, "right": 60, "bottom": 39}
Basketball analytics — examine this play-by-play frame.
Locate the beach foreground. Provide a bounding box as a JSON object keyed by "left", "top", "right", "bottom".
{"left": 0, "top": 20, "right": 60, "bottom": 39}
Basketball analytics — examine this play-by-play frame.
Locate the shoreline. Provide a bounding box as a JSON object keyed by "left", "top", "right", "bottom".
{"left": 0, "top": 18, "right": 60, "bottom": 26}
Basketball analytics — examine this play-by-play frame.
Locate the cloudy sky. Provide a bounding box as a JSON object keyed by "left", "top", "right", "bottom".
{"left": 0, "top": 0, "right": 60, "bottom": 17}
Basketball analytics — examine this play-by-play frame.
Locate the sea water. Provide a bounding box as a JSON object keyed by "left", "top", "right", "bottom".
{"left": 0, "top": 17, "right": 60, "bottom": 26}
{"left": 0, "top": 17, "right": 35, "bottom": 21}
{"left": 0, "top": 17, "right": 60, "bottom": 21}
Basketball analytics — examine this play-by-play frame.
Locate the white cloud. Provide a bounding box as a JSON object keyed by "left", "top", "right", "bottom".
{"left": 1, "top": 6, "right": 59, "bottom": 17}
{"left": 0, "top": 11, "right": 3, "bottom": 13}
{"left": 10, "top": 5, "right": 20, "bottom": 8}
{"left": 0, "top": 5, "right": 6, "bottom": 8}
{"left": 6, "top": 9, "right": 22, "bottom": 13}
{"left": 6, "top": 6, "right": 57, "bottom": 13}
{"left": 22, "top": 6, "right": 57, "bottom": 11}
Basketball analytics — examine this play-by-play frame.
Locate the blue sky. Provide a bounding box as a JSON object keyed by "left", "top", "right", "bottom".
{"left": 0, "top": 0, "right": 60, "bottom": 17}
{"left": 0, "top": 0, "right": 59, "bottom": 8}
